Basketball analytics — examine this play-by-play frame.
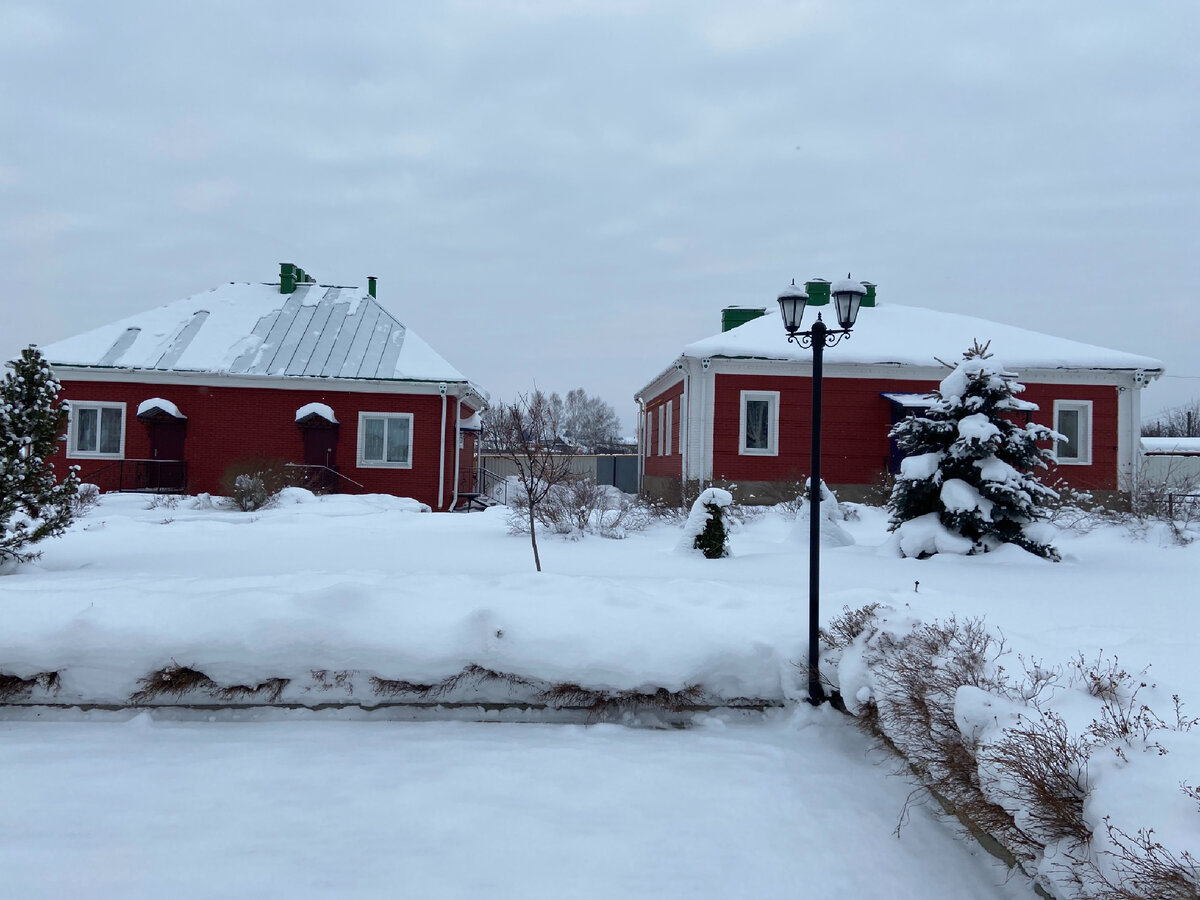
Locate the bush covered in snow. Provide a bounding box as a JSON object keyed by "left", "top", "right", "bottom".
{"left": 677, "top": 488, "right": 733, "bottom": 558}
{"left": 1, "top": 346, "right": 79, "bottom": 568}
{"left": 220, "top": 458, "right": 290, "bottom": 511}
{"left": 888, "top": 341, "right": 1060, "bottom": 561}
{"left": 789, "top": 479, "right": 854, "bottom": 547}
{"left": 824, "top": 604, "right": 1200, "bottom": 900}
{"left": 506, "top": 476, "right": 650, "bottom": 540}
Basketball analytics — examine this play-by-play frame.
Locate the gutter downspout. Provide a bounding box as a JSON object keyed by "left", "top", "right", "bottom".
{"left": 451, "top": 395, "right": 462, "bottom": 512}
{"left": 675, "top": 358, "right": 688, "bottom": 495}
{"left": 635, "top": 396, "right": 646, "bottom": 494}
{"left": 699, "top": 357, "right": 711, "bottom": 488}
{"left": 438, "top": 383, "right": 448, "bottom": 510}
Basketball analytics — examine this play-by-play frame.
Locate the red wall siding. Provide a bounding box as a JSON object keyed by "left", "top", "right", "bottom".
{"left": 711, "top": 374, "right": 1121, "bottom": 490}
{"left": 644, "top": 381, "right": 684, "bottom": 478}
{"left": 58, "top": 380, "right": 464, "bottom": 508}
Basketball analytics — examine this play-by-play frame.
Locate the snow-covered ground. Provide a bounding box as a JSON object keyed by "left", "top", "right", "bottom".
{"left": 0, "top": 709, "right": 1037, "bottom": 900}
{"left": 1, "top": 490, "right": 1197, "bottom": 897}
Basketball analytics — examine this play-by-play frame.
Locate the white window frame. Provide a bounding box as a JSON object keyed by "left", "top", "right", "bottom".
{"left": 1053, "top": 400, "right": 1093, "bottom": 465}
{"left": 739, "top": 390, "right": 779, "bottom": 456}
{"left": 357, "top": 412, "right": 414, "bottom": 469}
{"left": 66, "top": 401, "right": 126, "bottom": 459}
{"left": 665, "top": 400, "right": 673, "bottom": 457}
{"left": 657, "top": 405, "right": 664, "bottom": 457}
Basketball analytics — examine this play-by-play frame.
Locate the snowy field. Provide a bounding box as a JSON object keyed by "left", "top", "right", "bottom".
{"left": 0, "top": 710, "right": 1039, "bottom": 900}
{"left": 1, "top": 490, "right": 1198, "bottom": 897}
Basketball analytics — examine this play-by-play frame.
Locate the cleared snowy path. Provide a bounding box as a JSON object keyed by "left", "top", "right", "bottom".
{"left": 0, "top": 710, "right": 1036, "bottom": 900}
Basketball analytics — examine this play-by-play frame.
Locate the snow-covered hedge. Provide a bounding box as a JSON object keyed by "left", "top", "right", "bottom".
{"left": 824, "top": 604, "right": 1199, "bottom": 899}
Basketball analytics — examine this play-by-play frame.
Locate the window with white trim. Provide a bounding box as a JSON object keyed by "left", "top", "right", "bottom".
{"left": 657, "top": 405, "right": 664, "bottom": 456}
{"left": 357, "top": 412, "right": 414, "bottom": 468}
{"left": 740, "top": 391, "right": 779, "bottom": 456}
{"left": 1053, "top": 400, "right": 1092, "bottom": 465}
{"left": 665, "top": 400, "right": 673, "bottom": 457}
{"left": 67, "top": 401, "right": 125, "bottom": 458}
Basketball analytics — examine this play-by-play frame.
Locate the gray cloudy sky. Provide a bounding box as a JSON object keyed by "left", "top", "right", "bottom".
{"left": 3, "top": 1, "right": 1197, "bottom": 431}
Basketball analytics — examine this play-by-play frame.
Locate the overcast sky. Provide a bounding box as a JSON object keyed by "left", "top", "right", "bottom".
{"left": 3, "top": 1, "right": 1197, "bottom": 431}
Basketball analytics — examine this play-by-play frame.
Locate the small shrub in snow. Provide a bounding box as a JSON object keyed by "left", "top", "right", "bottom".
{"left": 145, "top": 493, "right": 181, "bottom": 511}
{"left": 789, "top": 479, "right": 854, "bottom": 547}
{"left": 677, "top": 488, "right": 732, "bottom": 558}
{"left": 233, "top": 474, "right": 270, "bottom": 512}
{"left": 71, "top": 482, "right": 100, "bottom": 517}
{"left": 220, "top": 458, "right": 289, "bottom": 512}
{"left": 887, "top": 340, "right": 1060, "bottom": 561}
{"left": 190, "top": 492, "right": 214, "bottom": 510}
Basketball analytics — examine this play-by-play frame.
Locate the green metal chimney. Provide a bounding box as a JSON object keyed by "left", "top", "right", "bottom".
{"left": 367, "top": 276, "right": 377, "bottom": 298}
{"left": 721, "top": 306, "right": 767, "bottom": 332}
{"left": 804, "top": 278, "right": 830, "bottom": 306}
{"left": 861, "top": 281, "right": 877, "bottom": 308}
{"left": 280, "top": 262, "right": 296, "bottom": 294}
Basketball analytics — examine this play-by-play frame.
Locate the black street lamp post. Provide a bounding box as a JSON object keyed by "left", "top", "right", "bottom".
{"left": 777, "top": 275, "right": 867, "bottom": 705}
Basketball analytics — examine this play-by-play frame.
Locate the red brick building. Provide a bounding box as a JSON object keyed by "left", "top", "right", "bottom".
{"left": 42, "top": 263, "right": 487, "bottom": 510}
{"left": 635, "top": 285, "right": 1163, "bottom": 505}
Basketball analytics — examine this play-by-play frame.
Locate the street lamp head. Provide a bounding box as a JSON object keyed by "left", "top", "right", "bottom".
{"left": 777, "top": 279, "right": 809, "bottom": 336}
{"left": 830, "top": 273, "right": 866, "bottom": 330}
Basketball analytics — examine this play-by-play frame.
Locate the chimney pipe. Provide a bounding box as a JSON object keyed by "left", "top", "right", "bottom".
{"left": 367, "top": 276, "right": 377, "bottom": 298}
{"left": 280, "top": 262, "right": 296, "bottom": 294}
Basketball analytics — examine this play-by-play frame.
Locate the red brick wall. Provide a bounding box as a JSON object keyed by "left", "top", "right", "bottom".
{"left": 644, "top": 380, "right": 684, "bottom": 478}
{"left": 57, "top": 379, "right": 464, "bottom": 508}
{"left": 711, "top": 374, "right": 1121, "bottom": 491}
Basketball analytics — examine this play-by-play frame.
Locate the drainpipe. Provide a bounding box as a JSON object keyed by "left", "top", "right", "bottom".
{"left": 675, "top": 358, "right": 688, "bottom": 496}
{"left": 635, "top": 396, "right": 646, "bottom": 494}
{"left": 451, "top": 394, "right": 462, "bottom": 512}
{"left": 438, "top": 383, "right": 448, "bottom": 510}
{"left": 699, "top": 357, "right": 711, "bottom": 488}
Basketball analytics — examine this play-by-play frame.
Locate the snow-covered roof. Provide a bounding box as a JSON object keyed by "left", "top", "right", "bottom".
{"left": 1142, "top": 437, "right": 1200, "bottom": 455}
{"left": 42, "top": 281, "right": 469, "bottom": 383}
{"left": 683, "top": 304, "right": 1164, "bottom": 372}
{"left": 881, "top": 392, "right": 934, "bottom": 408}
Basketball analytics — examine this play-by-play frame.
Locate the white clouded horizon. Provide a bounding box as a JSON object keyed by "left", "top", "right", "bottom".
{"left": 3, "top": 0, "right": 1197, "bottom": 428}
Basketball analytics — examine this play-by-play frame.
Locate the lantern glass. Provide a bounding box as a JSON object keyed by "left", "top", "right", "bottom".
{"left": 830, "top": 277, "right": 866, "bottom": 330}
{"left": 777, "top": 287, "right": 808, "bottom": 334}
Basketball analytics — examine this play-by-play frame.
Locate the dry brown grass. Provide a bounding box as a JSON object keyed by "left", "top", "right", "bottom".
{"left": 0, "top": 671, "right": 60, "bottom": 700}
{"left": 130, "top": 664, "right": 217, "bottom": 703}
{"left": 980, "top": 709, "right": 1091, "bottom": 844}
{"left": 539, "top": 682, "right": 704, "bottom": 721}
{"left": 216, "top": 678, "right": 291, "bottom": 703}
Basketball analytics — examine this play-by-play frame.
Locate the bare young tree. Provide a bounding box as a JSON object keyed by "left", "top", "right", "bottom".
{"left": 1143, "top": 397, "right": 1200, "bottom": 438}
{"left": 491, "top": 391, "right": 576, "bottom": 571}
{"left": 548, "top": 388, "right": 622, "bottom": 453}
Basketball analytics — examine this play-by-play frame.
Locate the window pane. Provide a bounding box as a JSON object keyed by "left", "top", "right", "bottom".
{"left": 99, "top": 407, "right": 122, "bottom": 454}
{"left": 386, "top": 417, "right": 409, "bottom": 463}
{"left": 745, "top": 399, "right": 770, "bottom": 450}
{"left": 76, "top": 408, "right": 98, "bottom": 452}
{"left": 364, "top": 418, "right": 384, "bottom": 461}
{"left": 1057, "top": 409, "right": 1079, "bottom": 459}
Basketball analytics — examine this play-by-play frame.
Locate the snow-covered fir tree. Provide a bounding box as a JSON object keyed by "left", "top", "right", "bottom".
{"left": 888, "top": 341, "right": 1060, "bottom": 561}
{"left": 1, "top": 346, "right": 80, "bottom": 567}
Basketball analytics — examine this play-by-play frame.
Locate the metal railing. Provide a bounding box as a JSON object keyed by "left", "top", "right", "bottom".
{"left": 471, "top": 466, "right": 510, "bottom": 506}
{"left": 283, "top": 464, "right": 364, "bottom": 494}
{"left": 87, "top": 459, "right": 188, "bottom": 493}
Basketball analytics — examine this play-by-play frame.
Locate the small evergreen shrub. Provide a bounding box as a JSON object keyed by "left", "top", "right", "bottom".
{"left": 693, "top": 501, "right": 729, "bottom": 558}
{"left": 1, "top": 346, "right": 80, "bottom": 566}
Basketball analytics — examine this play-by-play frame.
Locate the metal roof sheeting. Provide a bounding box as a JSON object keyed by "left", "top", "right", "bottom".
{"left": 42, "top": 281, "right": 468, "bottom": 384}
